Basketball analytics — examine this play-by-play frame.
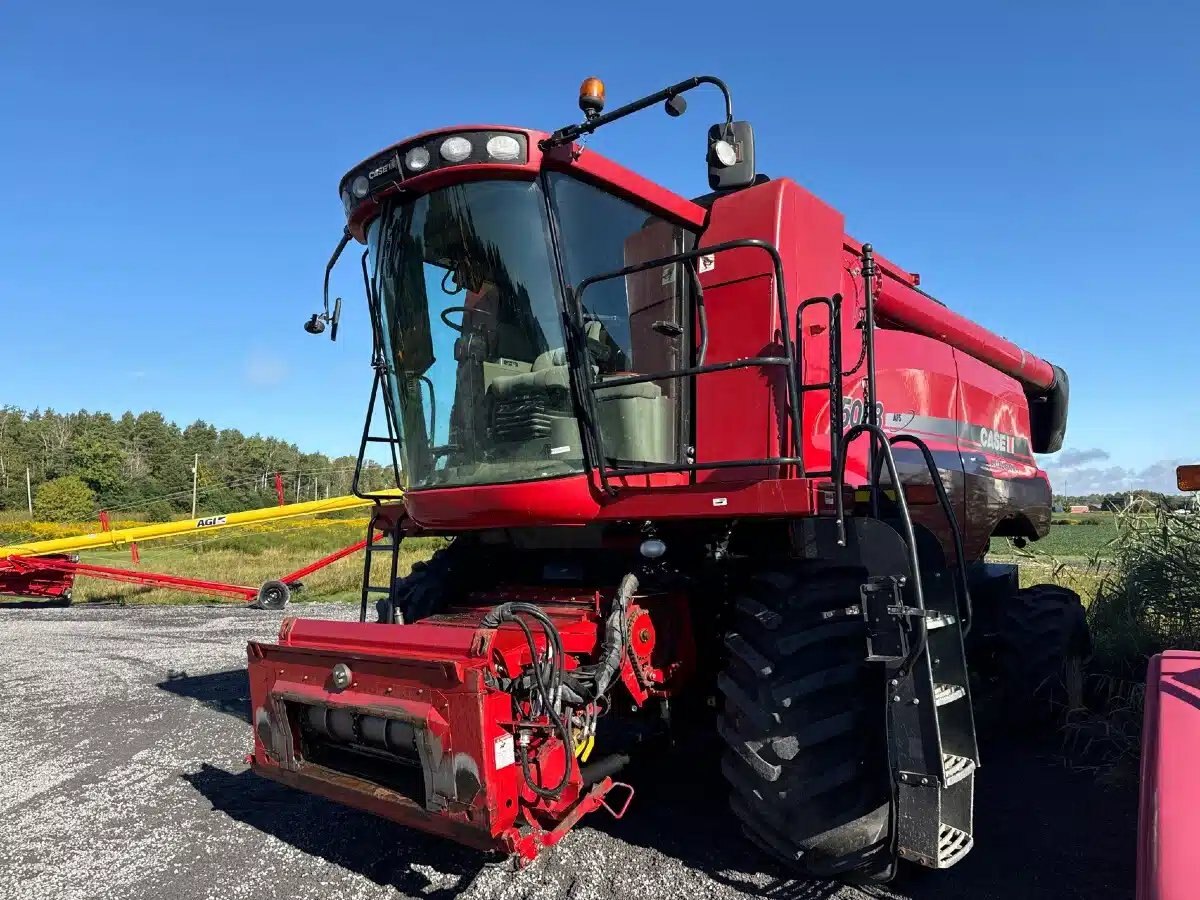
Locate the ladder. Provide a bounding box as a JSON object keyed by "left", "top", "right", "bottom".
{"left": 862, "top": 568, "right": 979, "bottom": 868}
{"left": 358, "top": 511, "right": 402, "bottom": 623}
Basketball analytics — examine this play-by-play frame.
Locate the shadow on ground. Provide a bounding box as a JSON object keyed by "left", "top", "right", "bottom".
{"left": 184, "top": 764, "right": 489, "bottom": 898}
{"left": 158, "top": 668, "right": 251, "bottom": 721}
{"left": 597, "top": 736, "right": 1137, "bottom": 900}
{"left": 175, "top": 676, "right": 1137, "bottom": 900}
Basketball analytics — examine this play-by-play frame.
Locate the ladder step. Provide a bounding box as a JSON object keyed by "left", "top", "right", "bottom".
{"left": 369, "top": 543, "right": 396, "bottom": 551}
{"left": 364, "top": 586, "right": 391, "bottom": 594}
{"left": 926, "top": 612, "right": 957, "bottom": 631}
{"left": 933, "top": 683, "right": 966, "bottom": 706}
{"left": 942, "top": 753, "right": 975, "bottom": 787}
{"left": 937, "top": 824, "right": 974, "bottom": 867}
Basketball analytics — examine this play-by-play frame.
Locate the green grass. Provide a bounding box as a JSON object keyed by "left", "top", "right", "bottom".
{"left": 16, "top": 522, "right": 444, "bottom": 607}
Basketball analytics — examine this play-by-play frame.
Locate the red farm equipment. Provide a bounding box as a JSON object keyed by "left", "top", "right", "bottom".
{"left": 246, "top": 76, "right": 1088, "bottom": 881}
{"left": 1135, "top": 464, "right": 1200, "bottom": 900}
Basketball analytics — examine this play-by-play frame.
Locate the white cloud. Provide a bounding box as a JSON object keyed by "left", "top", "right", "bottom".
{"left": 1039, "top": 450, "right": 1188, "bottom": 495}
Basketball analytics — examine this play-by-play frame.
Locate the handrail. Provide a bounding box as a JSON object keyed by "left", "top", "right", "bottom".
{"left": 573, "top": 238, "right": 803, "bottom": 493}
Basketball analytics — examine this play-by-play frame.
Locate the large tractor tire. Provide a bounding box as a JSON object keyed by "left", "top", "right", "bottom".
{"left": 718, "top": 565, "right": 892, "bottom": 881}
{"left": 377, "top": 539, "right": 467, "bottom": 624}
{"left": 996, "top": 583, "right": 1091, "bottom": 727}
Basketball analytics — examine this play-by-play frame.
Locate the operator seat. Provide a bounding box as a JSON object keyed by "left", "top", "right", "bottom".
{"left": 487, "top": 321, "right": 670, "bottom": 463}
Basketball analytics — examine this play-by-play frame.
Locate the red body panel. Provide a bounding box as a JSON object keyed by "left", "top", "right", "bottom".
{"left": 393, "top": 171, "right": 1051, "bottom": 551}
{"left": 247, "top": 588, "right": 683, "bottom": 861}
{"left": 1138, "top": 651, "right": 1200, "bottom": 900}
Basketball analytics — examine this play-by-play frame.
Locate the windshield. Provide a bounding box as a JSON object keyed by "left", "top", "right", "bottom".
{"left": 368, "top": 176, "right": 695, "bottom": 490}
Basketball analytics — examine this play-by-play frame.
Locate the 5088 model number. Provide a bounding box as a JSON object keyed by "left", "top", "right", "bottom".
{"left": 842, "top": 398, "right": 886, "bottom": 427}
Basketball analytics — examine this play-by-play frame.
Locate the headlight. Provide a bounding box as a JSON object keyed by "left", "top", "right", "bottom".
{"left": 440, "top": 136, "right": 473, "bottom": 163}
{"left": 486, "top": 134, "right": 521, "bottom": 161}
{"left": 341, "top": 190, "right": 352, "bottom": 213}
{"left": 712, "top": 139, "right": 738, "bottom": 168}
{"left": 405, "top": 146, "right": 431, "bottom": 172}
{"left": 351, "top": 175, "right": 370, "bottom": 198}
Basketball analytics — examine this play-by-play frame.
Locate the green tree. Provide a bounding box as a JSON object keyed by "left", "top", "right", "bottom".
{"left": 72, "top": 431, "right": 125, "bottom": 496}
{"left": 34, "top": 475, "right": 96, "bottom": 521}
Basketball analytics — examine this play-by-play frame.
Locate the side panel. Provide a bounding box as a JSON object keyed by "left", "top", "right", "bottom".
{"left": 694, "top": 180, "right": 843, "bottom": 482}
{"left": 1138, "top": 651, "right": 1200, "bottom": 900}
{"left": 870, "top": 326, "right": 967, "bottom": 558}
{"left": 954, "top": 351, "right": 1051, "bottom": 558}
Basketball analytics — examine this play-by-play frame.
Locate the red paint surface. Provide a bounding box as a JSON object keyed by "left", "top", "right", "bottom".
{"left": 1138, "top": 651, "right": 1200, "bottom": 900}
{"left": 247, "top": 586, "right": 689, "bottom": 862}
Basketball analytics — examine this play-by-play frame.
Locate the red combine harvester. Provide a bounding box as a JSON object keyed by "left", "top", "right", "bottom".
{"left": 247, "top": 76, "right": 1087, "bottom": 881}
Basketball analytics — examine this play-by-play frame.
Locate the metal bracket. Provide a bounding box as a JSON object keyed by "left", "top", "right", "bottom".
{"left": 861, "top": 575, "right": 913, "bottom": 662}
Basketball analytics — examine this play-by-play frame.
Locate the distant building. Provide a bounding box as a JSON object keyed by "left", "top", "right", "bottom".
{"left": 1068, "top": 505, "right": 1090, "bottom": 514}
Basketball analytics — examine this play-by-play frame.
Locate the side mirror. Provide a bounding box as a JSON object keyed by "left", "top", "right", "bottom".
{"left": 707, "top": 121, "right": 755, "bottom": 191}
{"left": 330, "top": 297, "right": 342, "bottom": 342}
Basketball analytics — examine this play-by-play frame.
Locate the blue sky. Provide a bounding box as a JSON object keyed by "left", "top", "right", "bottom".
{"left": 2, "top": 1, "right": 1196, "bottom": 493}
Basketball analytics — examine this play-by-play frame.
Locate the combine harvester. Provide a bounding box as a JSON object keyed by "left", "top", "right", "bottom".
{"left": 244, "top": 75, "right": 1087, "bottom": 882}
{"left": 0, "top": 491, "right": 400, "bottom": 609}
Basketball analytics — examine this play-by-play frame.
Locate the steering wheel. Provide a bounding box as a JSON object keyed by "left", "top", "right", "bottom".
{"left": 439, "top": 306, "right": 467, "bottom": 332}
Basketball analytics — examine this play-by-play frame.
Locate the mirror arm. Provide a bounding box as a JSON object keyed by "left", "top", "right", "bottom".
{"left": 541, "top": 75, "right": 734, "bottom": 149}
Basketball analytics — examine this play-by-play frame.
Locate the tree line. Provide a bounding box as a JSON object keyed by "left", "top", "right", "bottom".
{"left": 0, "top": 406, "right": 388, "bottom": 521}
{"left": 1055, "top": 491, "right": 1193, "bottom": 512}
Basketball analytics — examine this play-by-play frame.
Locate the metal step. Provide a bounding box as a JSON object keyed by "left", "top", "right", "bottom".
{"left": 942, "top": 753, "right": 975, "bottom": 787}
{"left": 933, "top": 682, "right": 966, "bottom": 706}
{"left": 937, "top": 824, "right": 974, "bottom": 867}
{"left": 925, "top": 612, "right": 957, "bottom": 631}
{"left": 364, "top": 585, "right": 391, "bottom": 594}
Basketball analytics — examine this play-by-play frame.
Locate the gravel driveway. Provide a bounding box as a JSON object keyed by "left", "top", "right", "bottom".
{"left": 0, "top": 603, "right": 1136, "bottom": 899}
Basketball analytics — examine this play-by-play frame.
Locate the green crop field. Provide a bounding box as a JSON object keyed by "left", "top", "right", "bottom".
{"left": 989, "top": 512, "right": 1120, "bottom": 563}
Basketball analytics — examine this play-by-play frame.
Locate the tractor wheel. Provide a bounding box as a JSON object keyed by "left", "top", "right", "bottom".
{"left": 718, "top": 564, "right": 892, "bottom": 881}
{"left": 378, "top": 539, "right": 469, "bottom": 624}
{"left": 996, "top": 583, "right": 1091, "bottom": 727}
{"left": 254, "top": 580, "right": 291, "bottom": 611}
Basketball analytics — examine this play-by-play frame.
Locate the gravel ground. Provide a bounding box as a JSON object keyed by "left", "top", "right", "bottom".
{"left": 0, "top": 603, "right": 1137, "bottom": 900}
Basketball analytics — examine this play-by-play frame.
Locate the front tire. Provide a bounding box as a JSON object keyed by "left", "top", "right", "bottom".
{"left": 718, "top": 565, "right": 893, "bottom": 881}
{"left": 997, "top": 583, "right": 1090, "bottom": 727}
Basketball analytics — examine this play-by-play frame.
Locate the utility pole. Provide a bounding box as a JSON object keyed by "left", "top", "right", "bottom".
{"left": 295, "top": 473, "right": 302, "bottom": 502}
{"left": 26, "top": 466, "right": 33, "bottom": 515}
{"left": 191, "top": 453, "right": 199, "bottom": 518}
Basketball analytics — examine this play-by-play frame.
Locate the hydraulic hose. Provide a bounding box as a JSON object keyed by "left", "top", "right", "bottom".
{"left": 593, "top": 573, "right": 639, "bottom": 699}
{"left": 482, "top": 602, "right": 573, "bottom": 799}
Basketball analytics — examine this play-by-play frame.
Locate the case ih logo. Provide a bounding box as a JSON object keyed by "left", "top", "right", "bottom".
{"left": 195, "top": 516, "right": 228, "bottom": 528}
{"left": 978, "top": 427, "right": 1015, "bottom": 455}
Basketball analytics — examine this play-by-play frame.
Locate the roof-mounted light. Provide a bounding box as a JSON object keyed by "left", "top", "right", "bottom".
{"left": 486, "top": 134, "right": 521, "bottom": 161}
{"left": 440, "top": 136, "right": 472, "bottom": 163}
{"left": 340, "top": 131, "right": 529, "bottom": 219}
{"left": 578, "top": 76, "right": 606, "bottom": 120}
{"left": 405, "top": 146, "right": 431, "bottom": 172}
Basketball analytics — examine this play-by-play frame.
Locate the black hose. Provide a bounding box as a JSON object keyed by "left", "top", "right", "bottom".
{"left": 482, "top": 601, "right": 574, "bottom": 798}
{"left": 580, "top": 753, "right": 631, "bottom": 786}
{"left": 593, "top": 573, "right": 638, "bottom": 698}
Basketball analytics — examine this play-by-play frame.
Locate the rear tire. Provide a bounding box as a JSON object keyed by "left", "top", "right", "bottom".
{"left": 377, "top": 539, "right": 465, "bottom": 624}
{"left": 997, "top": 583, "right": 1090, "bottom": 727}
{"left": 718, "top": 564, "right": 893, "bottom": 881}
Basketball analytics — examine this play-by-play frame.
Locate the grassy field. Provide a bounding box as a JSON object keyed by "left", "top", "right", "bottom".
{"left": 0, "top": 508, "right": 1133, "bottom": 608}
{"left": 987, "top": 511, "right": 1120, "bottom": 603}
{"left": 0, "top": 512, "right": 444, "bottom": 606}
